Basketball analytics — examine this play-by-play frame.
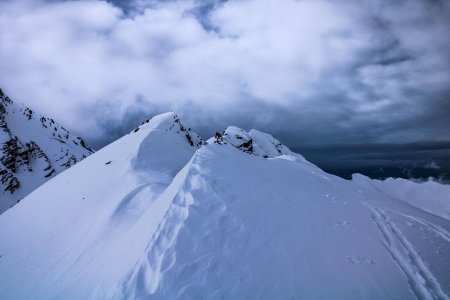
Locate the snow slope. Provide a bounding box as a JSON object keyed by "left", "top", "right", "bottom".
{"left": 0, "top": 112, "right": 203, "bottom": 299}
{"left": 353, "top": 174, "right": 450, "bottom": 220}
{"left": 0, "top": 114, "right": 449, "bottom": 299}
{"left": 0, "top": 88, "right": 93, "bottom": 213}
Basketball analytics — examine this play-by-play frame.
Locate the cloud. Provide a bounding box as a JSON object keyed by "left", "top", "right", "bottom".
{"left": 0, "top": 0, "right": 449, "bottom": 148}
{"left": 424, "top": 161, "right": 440, "bottom": 170}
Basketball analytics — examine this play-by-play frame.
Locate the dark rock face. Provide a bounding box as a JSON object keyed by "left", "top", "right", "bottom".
{"left": 172, "top": 115, "right": 204, "bottom": 148}
{"left": 212, "top": 127, "right": 254, "bottom": 154}
{"left": 213, "top": 132, "right": 224, "bottom": 144}
{"left": 0, "top": 168, "right": 20, "bottom": 193}
{"left": 238, "top": 139, "right": 253, "bottom": 153}
{"left": 1, "top": 138, "right": 21, "bottom": 173}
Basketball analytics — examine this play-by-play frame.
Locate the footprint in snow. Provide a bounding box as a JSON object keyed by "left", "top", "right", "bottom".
{"left": 335, "top": 220, "right": 352, "bottom": 229}
{"left": 346, "top": 256, "right": 375, "bottom": 265}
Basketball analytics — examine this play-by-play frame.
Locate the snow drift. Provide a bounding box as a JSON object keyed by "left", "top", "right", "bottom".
{"left": 0, "top": 112, "right": 449, "bottom": 299}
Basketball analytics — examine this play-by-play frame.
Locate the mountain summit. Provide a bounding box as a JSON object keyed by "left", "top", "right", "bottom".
{"left": 0, "top": 112, "right": 449, "bottom": 299}
{"left": 0, "top": 88, "right": 93, "bottom": 213}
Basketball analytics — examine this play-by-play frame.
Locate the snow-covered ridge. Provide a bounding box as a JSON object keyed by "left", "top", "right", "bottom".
{"left": 0, "top": 112, "right": 449, "bottom": 299}
{"left": 0, "top": 88, "right": 94, "bottom": 213}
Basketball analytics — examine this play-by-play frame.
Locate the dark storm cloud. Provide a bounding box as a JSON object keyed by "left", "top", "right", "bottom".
{"left": 298, "top": 141, "right": 450, "bottom": 181}
{"left": 0, "top": 0, "right": 449, "bottom": 150}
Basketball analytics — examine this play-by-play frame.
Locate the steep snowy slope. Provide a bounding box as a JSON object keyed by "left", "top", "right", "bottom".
{"left": 0, "top": 112, "right": 203, "bottom": 299}
{"left": 0, "top": 88, "right": 93, "bottom": 213}
{"left": 0, "top": 115, "right": 449, "bottom": 300}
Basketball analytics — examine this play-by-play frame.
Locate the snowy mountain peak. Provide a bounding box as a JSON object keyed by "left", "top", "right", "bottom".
{"left": 0, "top": 88, "right": 94, "bottom": 213}
{"left": 212, "top": 126, "right": 254, "bottom": 153}
{"left": 97, "top": 112, "right": 204, "bottom": 182}
{"left": 131, "top": 112, "right": 203, "bottom": 148}
{"left": 208, "top": 125, "right": 308, "bottom": 162}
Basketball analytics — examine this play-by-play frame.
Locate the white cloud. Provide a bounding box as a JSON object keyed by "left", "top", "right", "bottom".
{"left": 0, "top": 0, "right": 449, "bottom": 146}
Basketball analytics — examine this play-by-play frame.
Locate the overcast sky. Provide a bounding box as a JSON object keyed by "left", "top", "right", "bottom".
{"left": 1, "top": 0, "right": 449, "bottom": 149}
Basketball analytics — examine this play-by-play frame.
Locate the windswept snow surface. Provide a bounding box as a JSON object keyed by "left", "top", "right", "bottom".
{"left": 0, "top": 116, "right": 449, "bottom": 299}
